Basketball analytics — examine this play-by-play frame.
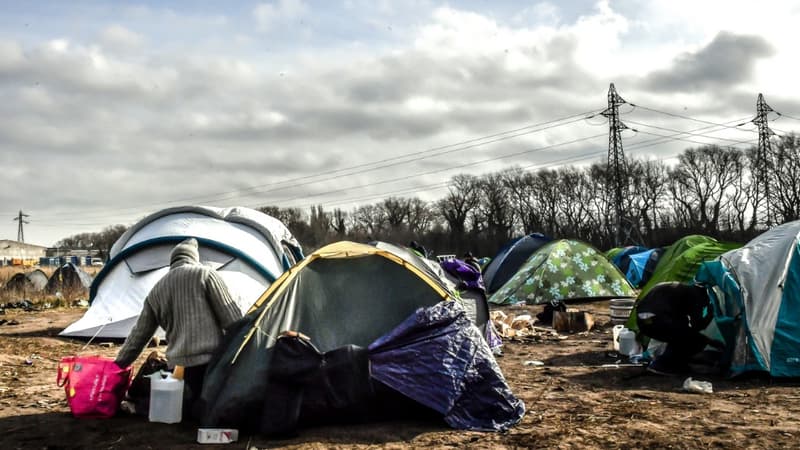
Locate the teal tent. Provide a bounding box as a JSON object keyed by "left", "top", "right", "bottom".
{"left": 697, "top": 221, "right": 800, "bottom": 377}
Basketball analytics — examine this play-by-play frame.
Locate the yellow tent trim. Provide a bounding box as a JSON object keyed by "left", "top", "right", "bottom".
{"left": 232, "top": 241, "right": 451, "bottom": 364}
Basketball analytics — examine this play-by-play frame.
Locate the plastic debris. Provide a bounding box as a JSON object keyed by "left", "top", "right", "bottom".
{"left": 72, "top": 299, "right": 89, "bottom": 308}
{"left": 683, "top": 377, "right": 713, "bottom": 394}
{"left": 523, "top": 360, "right": 545, "bottom": 366}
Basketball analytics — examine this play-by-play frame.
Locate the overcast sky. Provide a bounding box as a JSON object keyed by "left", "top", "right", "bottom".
{"left": 2, "top": 0, "right": 799, "bottom": 246}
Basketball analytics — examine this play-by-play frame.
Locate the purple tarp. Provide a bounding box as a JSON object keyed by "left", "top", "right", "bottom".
{"left": 441, "top": 259, "right": 486, "bottom": 292}
{"left": 368, "top": 301, "right": 525, "bottom": 431}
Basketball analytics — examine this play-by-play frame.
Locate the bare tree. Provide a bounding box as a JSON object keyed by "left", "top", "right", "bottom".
{"left": 436, "top": 174, "right": 481, "bottom": 235}
{"left": 379, "top": 197, "right": 411, "bottom": 232}
{"left": 257, "top": 206, "right": 305, "bottom": 227}
{"left": 725, "top": 147, "right": 754, "bottom": 233}
{"left": 502, "top": 167, "right": 541, "bottom": 234}
{"left": 258, "top": 205, "right": 311, "bottom": 245}
{"left": 585, "top": 163, "right": 614, "bottom": 246}
{"left": 308, "top": 205, "right": 331, "bottom": 248}
{"left": 352, "top": 204, "right": 387, "bottom": 239}
{"left": 667, "top": 145, "right": 742, "bottom": 233}
{"left": 476, "top": 172, "right": 515, "bottom": 249}
{"left": 56, "top": 224, "right": 128, "bottom": 260}
{"left": 627, "top": 158, "right": 669, "bottom": 243}
{"left": 407, "top": 198, "right": 435, "bottom": 234}
{"left": 330, "top": 208, "right": 347, "bottom": 237}
{"left": 556, "top": 167, "right": 593, "bottom": 239}
{"left": 530, "top": 169, "right": 560, "bottom": 237}
{"left": 771, "top": 133, "right": 800, "bottom": 222}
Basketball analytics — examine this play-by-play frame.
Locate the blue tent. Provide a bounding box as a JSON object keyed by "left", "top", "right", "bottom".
{"left": 621, "top": 248, "right": 665, "bottom": 288}
{"left": 610, "top": 246, "right": 647, "bottom": 268}
{"left": 483, "top": 233, "right": 552, "bottom": 294}
{"left": 696, "top": 220, "right": 800, "bottom": 377}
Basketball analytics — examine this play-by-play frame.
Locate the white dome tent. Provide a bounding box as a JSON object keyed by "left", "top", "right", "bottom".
{"left": 60, "top": 206, "right": 303, "bottom": 339}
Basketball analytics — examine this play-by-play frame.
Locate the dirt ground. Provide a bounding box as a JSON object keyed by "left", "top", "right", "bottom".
{"left": 2, "top": 303, "right": 799, "bottom": 450}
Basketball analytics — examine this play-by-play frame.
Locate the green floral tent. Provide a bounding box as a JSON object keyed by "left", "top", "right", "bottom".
{"left": 489, "top": 239, "right": 636, "bottom": 305}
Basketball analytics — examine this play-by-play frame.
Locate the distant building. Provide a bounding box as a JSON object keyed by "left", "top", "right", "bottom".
{"left": 0, "top": 240, "right": 48, "bottom": 266}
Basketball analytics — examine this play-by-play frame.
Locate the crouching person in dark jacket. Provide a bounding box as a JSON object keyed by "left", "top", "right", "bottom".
{"left": 115, "top": 238, "right": 242, "bottom": 420}
{"left": 637, "top": 281, "right": 722, "bottom": 376}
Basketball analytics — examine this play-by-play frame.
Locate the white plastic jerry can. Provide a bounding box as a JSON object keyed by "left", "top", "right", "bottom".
{"left": 148, "top": 371, "right": 184, "bottom": 424}
{"left": 612, "top": 324, "right": 625, "bottom": 351}
{"left": 617, "top": 328, "right": 642, "bottom": 356}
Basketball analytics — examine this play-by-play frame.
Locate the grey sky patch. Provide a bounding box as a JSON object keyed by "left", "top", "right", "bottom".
{"left": 1, "top": 3, "right": 798, "bottom": 245}
{"left": 642, "top": 31, "right": 774, "bottom": 93}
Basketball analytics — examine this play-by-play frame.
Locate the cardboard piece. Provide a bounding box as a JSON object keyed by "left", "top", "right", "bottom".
{"left": 552, "top": 309, "right": 595, "bottom": 333}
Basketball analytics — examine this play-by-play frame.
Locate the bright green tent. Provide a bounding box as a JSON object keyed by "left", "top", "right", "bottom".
{"left": 488, "top": 239, "right": 636, "bottom": 305}
{"left": 637, "top": 235, "right": 741, "bottom": 299}
{"left": 626, "top": 234, "right": 741, "bottom": 336}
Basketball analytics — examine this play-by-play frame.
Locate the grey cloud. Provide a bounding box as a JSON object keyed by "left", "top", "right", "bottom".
{"left": 642, "top": 31, "right": 774, "bottom": 92}
{"left": 11, "top": 15, "right": 782, "bottom": 246}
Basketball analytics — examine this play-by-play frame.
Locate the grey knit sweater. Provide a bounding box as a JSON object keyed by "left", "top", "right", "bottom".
{"left": 115, "top": 238, "right": 243, "bottom": 368}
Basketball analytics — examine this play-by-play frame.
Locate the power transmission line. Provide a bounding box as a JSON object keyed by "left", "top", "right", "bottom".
{"left": 630, "top": 104, "right": 754, "bottom": 131}
{"left": 624, "top": 120, "right": 757, "bottom": 146}
{"left": 20, "top": 99, "right": 792, "bottom": 235}
{"left": 753, "top": 93, "right": 776, "bottom": 227}
{"left": 24, "top": 110, "right": 601, "bottom": 221}
{"left": 261, "top": 133, "right": 608, "bottom": 208}
{"left": 304, "top": 113, "right": 768, "bottom": 212}
{"left": 20, "top": 132, "right": 609, "bottom": 229}
{"left": 633, "top": 130, "right": 757, "bottom": 149}
{"left": 37, "top": 123, "right": 759, "bottom": 228}
{"left": 13, "top": 210, "right": 29, "bottom": 243}
{"left": 620, "top": 117, "right": 753, "bottom": 152}
{"left": 303, "top": 120, "right": 759, "bottom": 212}
{"left": 602, "top": 83, "right": 629, "bottom": 246}
{"left": 775, "top": 112, "right": 800, "bottom": 122}
{"left": 38, "top": 123, "right": 762, "bottom": 230}
{"left": 315, "top": 150, "right": 613, "bottom": 210}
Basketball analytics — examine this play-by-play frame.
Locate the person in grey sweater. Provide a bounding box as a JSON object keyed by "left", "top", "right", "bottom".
{"left": 115, "top": 238, "right": 242, "bottom": 417}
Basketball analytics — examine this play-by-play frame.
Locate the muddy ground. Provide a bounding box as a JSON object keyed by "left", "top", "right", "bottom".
{"left": 1, "top": 302, "right": 799, "bottom": 449}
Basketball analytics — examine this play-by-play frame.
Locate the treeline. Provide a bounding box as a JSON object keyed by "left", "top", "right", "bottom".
{"left": 54, "top": 224, "right": 128, "bottom": 261}
{"left": 57, "top": 134, "right": 800, "bottom": 259}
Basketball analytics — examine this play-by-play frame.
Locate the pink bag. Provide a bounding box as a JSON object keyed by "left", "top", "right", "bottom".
{"left": 57, "top": 356, "right": 132, "bottom": 418}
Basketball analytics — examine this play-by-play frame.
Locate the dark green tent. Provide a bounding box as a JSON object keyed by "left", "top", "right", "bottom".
{"left": 199, "top": 241, "right": 520, "bottom": 433}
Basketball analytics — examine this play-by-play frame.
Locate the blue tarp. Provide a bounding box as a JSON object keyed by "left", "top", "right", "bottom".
{"left": 368, "top": 301, "right": 525, "bottom": 431}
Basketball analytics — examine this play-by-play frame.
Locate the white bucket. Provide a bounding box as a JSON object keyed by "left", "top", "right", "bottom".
{"left": 609, "top": 298, "right": 635, "bottom": 325}
{"left": 149, "top": 372, "right": 184, "bottom": 424}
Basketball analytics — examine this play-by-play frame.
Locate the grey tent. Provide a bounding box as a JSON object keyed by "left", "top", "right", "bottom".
{"left": 3, "top": 269, "right": 48, "bottom": 292}
{"left": 46, "top": 263, "right": 93, "bottom": 294}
